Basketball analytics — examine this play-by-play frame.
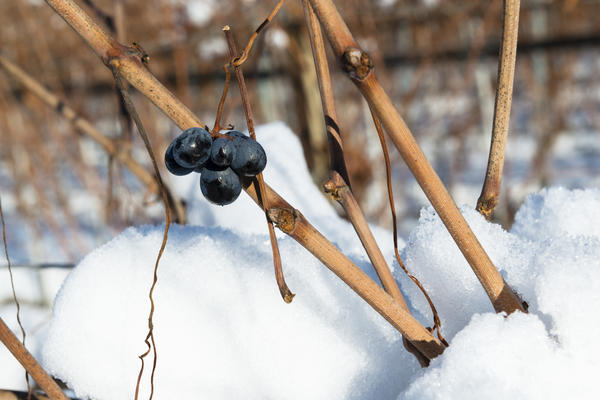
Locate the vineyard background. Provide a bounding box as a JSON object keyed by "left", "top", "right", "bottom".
{"left": 1, "top": 0, "right": 600, "bottom": 396}
{"left": 1, "top": 0, "right": 599, "bottom": 262}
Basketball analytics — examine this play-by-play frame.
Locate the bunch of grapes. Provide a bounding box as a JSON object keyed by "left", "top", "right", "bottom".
{"left": 164, "top": 127, "right": 267, "bottom": 205}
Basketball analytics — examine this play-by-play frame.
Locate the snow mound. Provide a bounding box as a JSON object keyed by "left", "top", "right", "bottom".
{"left": 398, "top": 186, "right": 600, "bottom": 399}
{"left": 42, "top": 226, "right": 415, "bottom": 400}
{"left": 399, "top": 206, "right": 529, "bottom": 338}
{"left": 41, "top": 122, "right": 412, "bottom": 399}
{"left": 511, "top": 186, "right": 600, "bottom": 241}
{"left": 41, "top": 124, "right": 600, "bottom": 400}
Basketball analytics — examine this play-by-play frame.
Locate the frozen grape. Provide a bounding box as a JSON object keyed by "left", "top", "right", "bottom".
{"left": 164, "top": 143, "right": 195, "bottom": 176}
{"left": 228, "top": 131, "right": 267, "bottom": 177}
{"left": 172, "top": 127, "right": 212, "bottom": 169}
{"left": 210, "top": 137, "right": 236, "bottom": 167}
{"left": 199, "top": 162, "right": 242, "bottom": 206}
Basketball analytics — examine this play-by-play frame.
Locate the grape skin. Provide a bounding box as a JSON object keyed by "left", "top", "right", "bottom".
{"left": 228, "top": 131, "right": 267, "bottom": 177}
{"left": 199, "top": 162, "right": 242, "bottom": 206}
{"left": 210, "top": 137, "right": 236, "bottom": 167}
{"left": 164, "top": 128, "right": 267, "bottom": 206}
{"left": 164, "top": 143, "right": 195, "bottom": 176}
{"left": 172, "top": 127, "right": 212, "bottom": 169}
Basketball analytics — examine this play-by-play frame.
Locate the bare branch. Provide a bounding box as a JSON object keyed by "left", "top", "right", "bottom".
{"left": 223, "top": 25, "right": 295, "bottom": 303}
{"left": 110, "top": 66, "right": 171, "bottom": 400}
{"left": 307, "top": 0, "right": 526, "bottom": 314}
{"left": 302, "top": 0, "right": 409, "bottom": 311}
{"left": 477, "top": 0, "right": 521, "bottom": 219}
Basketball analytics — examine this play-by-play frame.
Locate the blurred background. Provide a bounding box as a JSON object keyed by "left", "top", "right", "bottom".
{"left": 1, "top": 0, "right": 600, "bottom": 264}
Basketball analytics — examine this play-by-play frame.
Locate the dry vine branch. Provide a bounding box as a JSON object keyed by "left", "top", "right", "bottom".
{"left": 477, "top": 0, "right": 521, "bottom": 219}
{"left": 223, "top": 25, "right": 295, "bottom": 303}
{"left": 301, "top": 0, "right": 410, "bottom": 318}
{"left": 307, "top": 0, "right": 526, "bottom": 314}
{"left": 230, "top": 0, "right": 286, "bottom": 68}
{"left": 0, "top": 317, "right": 69, "bottom": 400}
{"left": 0, "top": 54, "right": 186, "bottom": 224}
{"left": 43, "top": 0, "right": 446, "bottom": 359}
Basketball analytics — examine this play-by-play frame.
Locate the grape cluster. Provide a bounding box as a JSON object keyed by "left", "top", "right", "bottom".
{"left": 164, "top": 127, "right": 267, "bottom": 205}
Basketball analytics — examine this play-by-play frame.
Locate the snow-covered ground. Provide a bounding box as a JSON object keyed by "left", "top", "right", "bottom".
{"left": 1, "top": 123, "right": 600, "bottom": 399}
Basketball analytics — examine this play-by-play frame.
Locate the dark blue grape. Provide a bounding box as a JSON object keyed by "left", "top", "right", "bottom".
{"left": 227, "top": 130, "right": 248, "bottom": 139}
{"left": 199, "top": 162, "right": 242, "bottom": 206}
{"left": 164, "top": 143, "right": 195, "bottom": 176}
{"left": 172, "top": 127, "right": 212, "bottom": 169}
{"left": 210, "top": 137, "right": 236, "bottom": 167}
{"left": 228, "top": 131, "right": 267, "bottom": 177}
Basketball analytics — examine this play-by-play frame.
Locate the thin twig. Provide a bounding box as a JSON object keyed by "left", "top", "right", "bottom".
{"left": 370, "top": 108, "right": 448, "bottom": 346}
{"left": 477, "top": 0, "right": 521, "bottom": 219}
{"left": 300, "top": 0, "right": 348, "bottom": 183}
{"left": 224, "top": 26, "right": 295, "bottom": 303}
{"left": 212, "top": 64, "right": 231, "bottom": 134}
{"left": 230, "top": 0, "right": 286, "bottom": 68}
{"left": 0, "top": 199, "right": 32, "bottom": 399}
{"left": 307, "top": 0, "right": 526, "bottom": 314}
{"left": 110, "top": 66, "right": 171, "bottom": 400}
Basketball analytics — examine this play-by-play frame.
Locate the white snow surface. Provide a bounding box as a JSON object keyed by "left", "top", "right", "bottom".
{"left": 399, "top": 188, "right": 600, "bottom": 399}
{"left": 36, "top": 122, "right": 600, "bottom": 399}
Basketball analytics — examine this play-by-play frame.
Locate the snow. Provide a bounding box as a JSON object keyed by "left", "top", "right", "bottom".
{"left": 0, "top": 304, "right": 47, "bottom": 391}
{"left": 1, "top": 122, "right": 599, "bottom": 399}
{"left": 265, "top": 28, "right": 289, "bottom": 49}
{"left": 38, "top": 122, "right": 411, "bottom": 399}
{"left": 398, "top": 187, "right": 600, "bottom": 399}
{"left": 41, "top": 225, "right": 416, "bottom": 400}
{"left": 0, "top": 266, "right": 69, "bottom": 391}
{"left": 399, "top": 205, "right": 529, "bottom": 339}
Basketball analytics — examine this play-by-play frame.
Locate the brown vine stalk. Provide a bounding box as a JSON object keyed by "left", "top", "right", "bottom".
{"left": 0, "top": 318, "right": 68, "bottom": 400}
{"left": 301, "top": 0, "right": 410, "bottom": 326}
{"left": 223, "top": 25, "right": 295, "bottom": 303}
{"left": 477, "top": 0, "right": 521, "bottom": 219}
{"left": 302, "top": 0, "right": 439, "bottom": 365}
{"left": 42, "top": 0, "right": 445, "bottom": 359}
{"left": 307, "top": 0, "right": 526, "bottom": 315}
{"left": 0, "top": 54, "right": 186, "bottom": 224}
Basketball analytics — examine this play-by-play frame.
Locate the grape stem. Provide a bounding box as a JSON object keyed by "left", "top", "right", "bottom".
{"left": 224, "top": 25, "right": 295, "bottom": 303}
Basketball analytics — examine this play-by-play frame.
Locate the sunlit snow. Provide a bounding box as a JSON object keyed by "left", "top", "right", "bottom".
{"left": 1, "top": 123, "right": 599, "bottom": 399}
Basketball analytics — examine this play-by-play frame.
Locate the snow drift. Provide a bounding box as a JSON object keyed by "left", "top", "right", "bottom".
{"left": 39, "top": 123, "right": 600, "bottom": 399}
